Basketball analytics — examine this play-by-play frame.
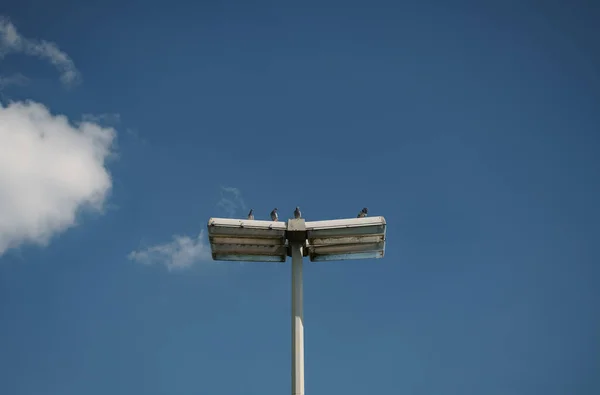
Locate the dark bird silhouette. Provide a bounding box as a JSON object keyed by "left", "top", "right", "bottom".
{"left": 294, "top": 206, "right": 301, "bottom": 219}
{"left": 247, "top": 209, "right": 254, "bottom": 220}
{"left": 357, "top": 207, "right": 368, "bottom": 218}
{"left": 270, "top": 208, "right": 279, "bottom": 221}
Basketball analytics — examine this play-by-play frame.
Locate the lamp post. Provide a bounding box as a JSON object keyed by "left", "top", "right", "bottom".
{"left": 207, "top": 215, "right": 387, "bottom": 395}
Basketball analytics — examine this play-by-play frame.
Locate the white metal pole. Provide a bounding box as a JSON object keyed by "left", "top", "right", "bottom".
{"left": 291, "top": 242, "right": 305, "bottom": 395}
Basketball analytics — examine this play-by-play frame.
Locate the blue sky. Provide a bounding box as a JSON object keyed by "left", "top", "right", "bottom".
{"left": 1, "top": 1, "right": 599, "bottom": 394}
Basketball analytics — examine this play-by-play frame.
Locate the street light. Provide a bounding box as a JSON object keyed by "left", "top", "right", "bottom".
{"left": 207, "top": 214, "right": 387, "bottom": 395}
{"left": 306, "top": 217, "right": 387, "bottom": 261}
{"left": 207, "top": 218, "right": 287, "bottom": 262}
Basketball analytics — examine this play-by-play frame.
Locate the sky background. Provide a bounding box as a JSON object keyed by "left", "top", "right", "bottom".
{"left": 1, "top": 1, "right": 599, "bottom": 394}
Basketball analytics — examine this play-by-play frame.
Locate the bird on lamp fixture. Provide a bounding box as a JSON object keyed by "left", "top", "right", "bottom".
{"left": 247, "top": 209, "right": 254, "bottom": 220}
{"left": 294, "top": 206, "right": 301, "bottom": 219}
{"left": 270, "top": 208, "right": 278, "bottom": 221}
{"left": 357, "top": 207, "right": 368, "bottom": 218}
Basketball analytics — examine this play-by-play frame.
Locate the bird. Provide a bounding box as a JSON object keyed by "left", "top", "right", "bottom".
{"left": 357, "top": 207, "right": 368, "bottom": 218}
{"left": 247, "top": 209, "right": 254, "bottom": 220}
{"left": 270, "top": 208, "right": 279, "bottom": 221}
{"left": 294, "top": 206, "right": 301, "bottom": 219}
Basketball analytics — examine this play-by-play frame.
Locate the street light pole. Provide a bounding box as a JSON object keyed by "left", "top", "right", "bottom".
{"left": 291, "top": 242, "right": 304, "bottom": 395}
{"left": 207, "top": 215, "right": 386, "bottom": 395}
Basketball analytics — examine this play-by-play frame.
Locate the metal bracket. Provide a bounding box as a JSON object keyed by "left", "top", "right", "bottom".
{"left": 285, "top": 218, "right": 307, "bottom": 243}
{"left": 286, "top": 218, "right": 308, "bottom": 257}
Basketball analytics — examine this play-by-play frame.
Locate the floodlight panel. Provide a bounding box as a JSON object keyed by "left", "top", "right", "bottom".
{"left": 310, "top": 235, "right": 384, "bottom": 246}
{"left": 210, "top": 244, "right": 287, "bottom": 256}
{"left": 305, "top": 216, "right": 386, "bottom": 238}
{"left": 212, "top": 254, "right": 286, "bottom": 262}
{"left": 310, "top": 251, "right": 384, "bottom": 262}
{"left": 306, "top": 217, "right": 386, "bottom": 262}
{"left": 209, "top": 236, "right": 285, "bottom": 246}
{"left": 207, "top": 218, "right": 286, "bottom": 239}
{"left": 310, "top": 241, "right": 384, "bottom": 255}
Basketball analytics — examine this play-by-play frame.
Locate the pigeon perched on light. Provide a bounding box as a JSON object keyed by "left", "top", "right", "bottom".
{"left": 294, "top": 206, "right": 301, "bottom": 219}
{"left": 247, "top": 209, "right": 254, "bottom": 220}
{"left": 357, "top": 207, "right": 368, "bottom": 218}
{"left": 270, "top": 208, "right": 279, "bottom": 221}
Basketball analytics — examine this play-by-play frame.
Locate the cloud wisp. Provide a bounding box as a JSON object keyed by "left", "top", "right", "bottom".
{"left": 128, "top": 231, "right": 211, "bottom": 271}
{"left": 0, "top": 101, "right": 116, "bottom": 256}
{"left": 0, "top": 73, "right": 28, "bottom": 89}
{"left": 128, "top": 187, "right": 249, "bottom": 271}
{"left": 0, "top": 16, "right": 81, "bottom": 86}
{"left": 81, "top": 113, "right": 121, "bottom": 126}
{"left": 217, "top": 186, "right": 247, "bottom": 218}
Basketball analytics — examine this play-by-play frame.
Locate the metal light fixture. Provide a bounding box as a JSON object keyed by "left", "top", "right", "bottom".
{"left": 207, "top": 214, "right": 387, "bottom": 395}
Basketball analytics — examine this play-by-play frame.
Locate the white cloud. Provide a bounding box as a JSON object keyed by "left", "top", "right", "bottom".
{"left": 0, "top": 101, "right": 115, "bottom": 256}
{"left": 128, "top": 231, "right": 211, "bottom": 271}
{"left": 217, "top": 186, "right": 247, "bottom": 217}
{"left": 0, "top": 16, "right": 80, "bottom": 86}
